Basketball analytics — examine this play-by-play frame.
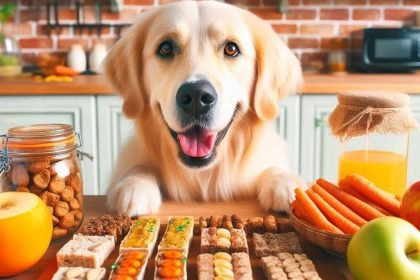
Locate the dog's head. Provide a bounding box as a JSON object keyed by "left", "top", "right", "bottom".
{"left": 104, "top": 1, "right": 301, "bottom": 168}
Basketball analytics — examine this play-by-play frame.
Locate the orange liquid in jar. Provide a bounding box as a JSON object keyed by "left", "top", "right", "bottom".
{"left": 339, "top": 150, "right": 407, "bottom": 197}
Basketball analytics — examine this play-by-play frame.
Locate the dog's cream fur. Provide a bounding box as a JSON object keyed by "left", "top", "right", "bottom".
{"left": 104, "top": 1, "right": 304, "bottom": 216}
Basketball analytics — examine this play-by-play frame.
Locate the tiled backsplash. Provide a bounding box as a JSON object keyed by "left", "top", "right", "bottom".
{"left": 1, "top": 0, "right": 420, "bottom": 69}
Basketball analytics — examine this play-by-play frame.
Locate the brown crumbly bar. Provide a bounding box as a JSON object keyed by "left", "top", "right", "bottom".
{"left": 201, "top": 227, "right": 218, "bottom": 254}
{"left": 253, "top": 232, "right": 303, "bottom": 258}
{"left": 79, "top": 214, "right": 131, "bottom": 243}
{"left": 261, "top": 253, "right": 322, "bottom": 280}
{"left": 230, "top": 229, "right": 248, "bottom": 253}
{"left": 56, "top": 234, "right": 115, "bottom": 268}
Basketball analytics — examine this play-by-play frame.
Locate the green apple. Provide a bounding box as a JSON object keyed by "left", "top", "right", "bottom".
{"left": 347, "top": 216, "right": 420, "bottom": 280}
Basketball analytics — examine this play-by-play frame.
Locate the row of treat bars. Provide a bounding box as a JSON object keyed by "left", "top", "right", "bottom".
{"left": 54, "top": 215, "right": 193, "bottom": 280}
{"left": 52, "top": 214, "right": 322, "bottom": 280}
{"left": 198, "top": 215, "right": 294, "bottom": 236}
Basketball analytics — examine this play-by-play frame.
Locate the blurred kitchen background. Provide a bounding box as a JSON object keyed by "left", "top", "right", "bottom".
{"left": 0, "top": 0, "right": 419, "bottom": 71}
{"left": 1, "top": 0, "right": 420, "bottom": 195}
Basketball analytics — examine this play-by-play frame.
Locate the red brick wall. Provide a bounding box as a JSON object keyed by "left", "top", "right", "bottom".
{"left": 1, "top": 0, "right": 420, "bottom": 69}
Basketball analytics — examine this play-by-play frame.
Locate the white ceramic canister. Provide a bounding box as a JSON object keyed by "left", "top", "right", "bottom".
{"left": 89, "top": 43, "right": 107, "bottom": 73}
{"left": 67, "top": 44, "right": 87, "bottom": 72}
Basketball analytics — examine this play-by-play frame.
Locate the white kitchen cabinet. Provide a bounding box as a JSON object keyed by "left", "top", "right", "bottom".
{"left": 300, "top": 95, "right": 340, "bottom": 182}
{"left": 0, "top": 96, "right": 98, "bottom": 194}
{"left": 272, "top": 95, "right": 301, "bottom": 174}
{"left": 97, "top": 96, "right": 134, "bottom": 194}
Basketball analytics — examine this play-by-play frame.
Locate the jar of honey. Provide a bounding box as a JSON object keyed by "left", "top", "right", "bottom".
{"left": 329, "top": 91, "right": 417, "bottom": 197}
{"left": 0, "top": 124, "right": 84, "bottom": 239}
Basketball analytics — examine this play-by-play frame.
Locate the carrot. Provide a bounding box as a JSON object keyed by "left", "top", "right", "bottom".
{"left": 291, "top": 199, "right": 313, "bottom": 224}
{"left": 306, "top": 189, "right": 359, "bottom": 234}
{"left": 344, "top": 174, "right": 401, "bottom": 216}
{"left": 312, "top": 184, "right": 367, "bottom": 227}
{"left": 338, "top": 179, "right": 392, "bottom": 216}
{"left": 316, "top": 178, "right": 384, "bottom": 221}
{"left": 294, "top": 188, "right": 343, "bottom": 234}
{"left": 54, "top": 65, "right": 80, "bottom": 76}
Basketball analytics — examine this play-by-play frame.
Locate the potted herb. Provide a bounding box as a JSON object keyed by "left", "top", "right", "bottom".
{"left": 0, "top": 3, "right": 22, "bottom": 77}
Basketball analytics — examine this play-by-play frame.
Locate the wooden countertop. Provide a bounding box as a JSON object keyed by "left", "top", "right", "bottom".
{"left": 302, "top": 72, "right": 420, "bottom": 94}
{"left": 0, "top": 75, "right": 113, "bottom": 95}
{"left": 3, "top": 196, "right": 351, "bottom": 280}
{"left": 0, "top": 73, "right": 420, "bottom": 95}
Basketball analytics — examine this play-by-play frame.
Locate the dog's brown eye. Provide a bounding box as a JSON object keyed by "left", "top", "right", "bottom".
{"left": 157, "top": 41, "right": 174, "bottom": 58}
{"left": 224, "top": 42, "right": 240, "bottom": 57}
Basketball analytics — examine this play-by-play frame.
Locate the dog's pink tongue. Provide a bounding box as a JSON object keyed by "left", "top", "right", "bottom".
{"left": 178, "top": 130, "right": 217, "bottom": 158}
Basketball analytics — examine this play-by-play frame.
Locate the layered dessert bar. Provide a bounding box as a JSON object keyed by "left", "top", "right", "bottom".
{"left": 120, "top": 216, "right": 160, "bottom": 256}
{"left": 158, "top": 216, "right": 194, "bottom": 251}
{"left": 56, "top": 234, "right": 115, "bottom": 268}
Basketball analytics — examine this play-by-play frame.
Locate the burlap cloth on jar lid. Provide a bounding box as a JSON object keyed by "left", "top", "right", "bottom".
{"left": 329, "top": 91, "right": 418, "bottom": 141}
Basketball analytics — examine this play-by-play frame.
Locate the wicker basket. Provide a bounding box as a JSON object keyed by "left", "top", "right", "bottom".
{"left": 289, "top": 210, "right": 352, "bottom": 257}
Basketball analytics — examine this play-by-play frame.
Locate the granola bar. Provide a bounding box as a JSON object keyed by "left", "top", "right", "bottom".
{"left": 79, "top": 214, "right": 131, "bottom": 243}
{"left": 253, "top": 232, "right": 303, "bottom": 258}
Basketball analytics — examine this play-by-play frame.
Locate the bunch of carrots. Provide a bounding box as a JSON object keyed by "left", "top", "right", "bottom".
{"left": 291, "top": 174, "right": 401, "bottom": 235}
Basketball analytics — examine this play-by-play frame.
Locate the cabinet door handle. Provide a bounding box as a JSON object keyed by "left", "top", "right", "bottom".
{"left": 315, "top": 117, "right": 325, "bottom": 128}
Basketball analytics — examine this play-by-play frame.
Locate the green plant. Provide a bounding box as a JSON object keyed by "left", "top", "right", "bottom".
{"left": 0, "top": 3, "right": 16, "bottom": 43}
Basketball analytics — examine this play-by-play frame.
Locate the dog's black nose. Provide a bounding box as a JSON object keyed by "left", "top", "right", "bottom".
{"left": 176, "top": 80, "right": 217, "bottom": 116}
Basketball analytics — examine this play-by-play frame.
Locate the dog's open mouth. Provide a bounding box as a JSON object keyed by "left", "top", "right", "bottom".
{"left": 167, "top": 122, "right": 232, "bottom": 168}
{"left": 178, "top": 127, "right": 217, "bottom": 158}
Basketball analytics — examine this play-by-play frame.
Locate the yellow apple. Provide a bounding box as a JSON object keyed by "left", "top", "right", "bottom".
{"left": 0, "top": 192, "right": 53, "bottom": 276}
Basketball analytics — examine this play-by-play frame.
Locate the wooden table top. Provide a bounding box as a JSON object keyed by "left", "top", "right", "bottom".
{"left": 0, "top": 73, "right": 420, "bottom": 95}
{"left": 2, "top": 196, "right": 352, "bottom": 280}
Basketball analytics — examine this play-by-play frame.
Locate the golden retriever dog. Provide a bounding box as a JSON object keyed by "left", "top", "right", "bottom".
{"left": 104, "top": 0, "right": 303, "bottom": 216}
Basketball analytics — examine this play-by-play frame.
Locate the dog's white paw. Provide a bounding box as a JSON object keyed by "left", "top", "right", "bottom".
{"left": 257, "top": 168, "right": 306, "bottom": 213}
{"left": 107, "top": 175, "right": 162, "bottom": 217}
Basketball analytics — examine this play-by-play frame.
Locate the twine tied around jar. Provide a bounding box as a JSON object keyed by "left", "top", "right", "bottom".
{"left": 329, "top": 91, "right": 418, "bottom": 141}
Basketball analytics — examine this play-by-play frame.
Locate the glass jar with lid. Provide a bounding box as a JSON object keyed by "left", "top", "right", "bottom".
{"left": 329, "top": 91, "right": 417, "bottom": 197}
{"left": 0, "top": 124, "right": 84, "bottom": 240}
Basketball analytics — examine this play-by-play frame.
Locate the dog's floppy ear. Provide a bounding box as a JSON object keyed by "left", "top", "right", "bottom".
{"left": 241, "top": 10, "right": 302, "bottom": 121}
{"left": 103, "top": 9, "right": 157, "bottom": 118}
